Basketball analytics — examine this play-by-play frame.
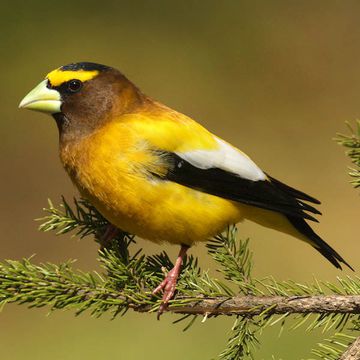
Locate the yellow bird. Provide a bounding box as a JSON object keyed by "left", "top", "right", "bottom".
{"left": 19, "top": 62, "right": 352, "bottom": 313}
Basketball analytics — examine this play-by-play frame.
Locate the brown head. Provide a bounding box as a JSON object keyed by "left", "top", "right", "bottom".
{"left": 19, "top": 62, "right": 146, "bottom": 142}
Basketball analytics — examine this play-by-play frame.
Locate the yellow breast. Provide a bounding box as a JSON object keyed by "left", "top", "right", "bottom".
{"left": 60, "top": 114, "right": 245, "bottom": 246}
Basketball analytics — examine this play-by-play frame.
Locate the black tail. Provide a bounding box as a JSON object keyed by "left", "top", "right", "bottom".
{"left": 287, "top": 216, "right": 353, "bottom": 271}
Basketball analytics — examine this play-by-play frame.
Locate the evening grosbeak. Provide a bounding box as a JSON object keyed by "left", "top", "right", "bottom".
{"left": 19, "top": 62, "right": 352, "bottom": 314}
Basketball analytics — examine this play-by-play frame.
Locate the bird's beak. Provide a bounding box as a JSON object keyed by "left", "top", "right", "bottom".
{"left": 19, "top": 80, "right": 61, "bottom": 114}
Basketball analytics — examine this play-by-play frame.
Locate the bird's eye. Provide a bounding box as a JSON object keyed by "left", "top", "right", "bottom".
{"left": 67, "top": 79, "right": 83, "bottom": 93}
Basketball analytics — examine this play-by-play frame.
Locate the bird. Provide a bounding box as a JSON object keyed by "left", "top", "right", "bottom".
{"left": 19, "top": 62, "right": 352, "bottom": 315}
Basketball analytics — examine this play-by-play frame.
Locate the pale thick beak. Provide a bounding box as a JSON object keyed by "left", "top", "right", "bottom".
{"left": 19, "top": 80, "right": 61, "bottom": 113}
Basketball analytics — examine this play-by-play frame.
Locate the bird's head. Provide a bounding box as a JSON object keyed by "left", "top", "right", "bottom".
{"left": 19, "top": 62, "right": 144, "bottom": 140}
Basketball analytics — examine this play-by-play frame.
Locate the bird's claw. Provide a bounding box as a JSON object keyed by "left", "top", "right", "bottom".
{"left": 153, "top": 268, "right": 179, "bottom": 319}
{"left": 98, "top": 224, "right": 119, "bottom": 249}
{"left": 152, "top": 245, "right": 189, "bottom": 319}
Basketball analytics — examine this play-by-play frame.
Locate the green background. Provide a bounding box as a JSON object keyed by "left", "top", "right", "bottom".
{"left": 1, "top": 1, "right": 360, "bottom": 358}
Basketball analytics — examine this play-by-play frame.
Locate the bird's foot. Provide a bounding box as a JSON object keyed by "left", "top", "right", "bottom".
{"left": 152, "top": 266, "right": 180, "bottom": 317}
{"left": 99, "top": 224, "right": 119, "bottom": 249}
{"left": 152, "top": 245, "right": 189, "bottom": 319}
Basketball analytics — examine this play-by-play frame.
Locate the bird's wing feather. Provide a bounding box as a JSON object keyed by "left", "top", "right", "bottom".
{"left": 128, "top": 115, "right": 321, "bottom": 221}
{"left": 150, "top": 138, "right": 321, "bottom": 221}
{"left": 176, "top": 137, "right": 266, "bottom": 181}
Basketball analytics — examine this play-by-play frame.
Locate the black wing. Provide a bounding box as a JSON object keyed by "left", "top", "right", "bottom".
{"left": 150, "top": 151, "right": 353, "bottom": 270}
{"left": 153, "top": 152, "right": 321, "bottom": 222}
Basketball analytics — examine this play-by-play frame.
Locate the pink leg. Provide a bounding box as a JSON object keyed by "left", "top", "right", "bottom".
{"left": 152, "top": 245, "right": 189, "bottom": 318}
{"left": 99, "top": 224, "right": 119, "bottom": 249}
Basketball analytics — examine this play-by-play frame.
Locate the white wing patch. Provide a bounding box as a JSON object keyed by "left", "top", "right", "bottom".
{"left": 175, "top": 137, "right": 266, "bottom": 181}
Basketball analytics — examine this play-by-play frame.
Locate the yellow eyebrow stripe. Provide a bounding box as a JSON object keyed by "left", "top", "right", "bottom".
{"left": 46, "top": 69, "right": 99, "bottom": 87}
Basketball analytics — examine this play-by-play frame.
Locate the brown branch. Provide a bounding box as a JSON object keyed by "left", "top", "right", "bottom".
{"left": 340, "top": 336, "right": 360, "bottom": 360}
{"left": 133, "top": 295, "right": 360, "bottom": 316}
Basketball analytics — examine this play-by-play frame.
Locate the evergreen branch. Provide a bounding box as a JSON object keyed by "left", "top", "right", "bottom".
{"left": 2, "top": 256, "right": 360, "bottom": 318}
{"left": 335, "top": 121, "right": 360, "bottom": 188}
{"left": 207, "top": 228, "right": 255, "bottom": 295}
{"left": 38, "top": 197, "right": 108, "bottom": 239}
{"left": 166, "top": 295, "right": 360, "bottom": 316}
{"left": 340, "top": 335, "right": 360, "bottom": 360}
{"left": 3, "top": 196, "right": 359, "bottom": 359}
{"left": 310, "top": 333, "right": 355, "bottom": 360}
{"left": 218, "top": 316, "right": 261, "bottom": 360}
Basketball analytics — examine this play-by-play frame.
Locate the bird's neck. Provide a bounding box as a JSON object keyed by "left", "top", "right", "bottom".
{"left": 53, "top": 85, "right": 149, "bottom": 146}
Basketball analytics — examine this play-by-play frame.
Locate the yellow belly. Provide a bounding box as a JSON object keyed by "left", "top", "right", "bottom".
{"left": 81, "top": 174, "right": 244, "bottom": 246}
{"left": 60, "top": 125, "right": 244, "bottom": 246}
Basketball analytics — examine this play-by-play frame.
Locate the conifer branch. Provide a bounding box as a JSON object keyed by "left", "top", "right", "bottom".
{"left": 310, "top": 333, "right": 356, "bottom": 360}
{"left": 166, "top": 295, "right": 360, "bottom": 316}
{"left": 340, "top": 336, "right": 360, "bottom": 360}
{"left": 1, "top": 196, "right": 360, "bottom": 360}
{"left": 335, "top": 120, "right": 360, "bottom": 188}
{"left": 2, "top": 256, "right": 360, "bottom": 317}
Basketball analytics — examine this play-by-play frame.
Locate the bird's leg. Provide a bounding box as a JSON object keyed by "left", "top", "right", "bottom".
{"left": 152, "top": 244, "right": 189, "bottom": 318}
{"left": 98, "top": 223, "right": 119, "bottom": 250}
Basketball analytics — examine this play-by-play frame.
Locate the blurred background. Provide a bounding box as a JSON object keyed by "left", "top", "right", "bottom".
{"left": 1, "top": 0, "right": 360, "bottom": 358}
